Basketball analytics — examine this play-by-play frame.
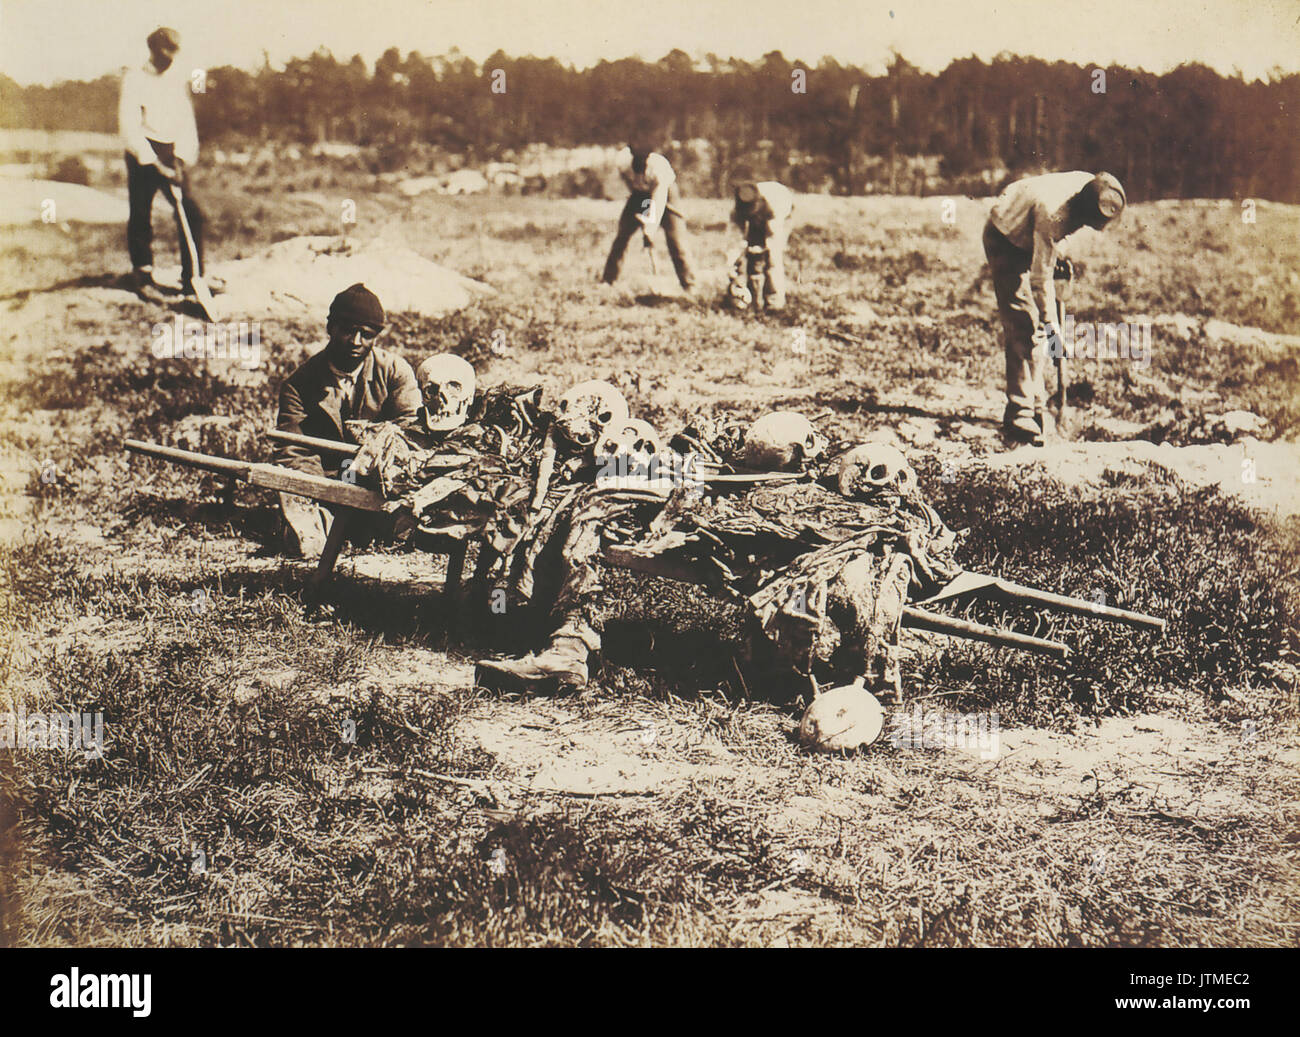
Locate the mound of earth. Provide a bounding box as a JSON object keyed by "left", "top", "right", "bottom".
{"left": 0, "top": 178, "right": 128, "bottom": 225}
{"left": 980, "top": 436, "right": 1300, "bottom": 517}
{"left": 195, "top": 235, "right": 494, "bottom": 320}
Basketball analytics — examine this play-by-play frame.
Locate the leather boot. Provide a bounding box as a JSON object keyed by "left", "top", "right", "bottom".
{"left": 475, "top": 635, "right": 591, "bottom": 692}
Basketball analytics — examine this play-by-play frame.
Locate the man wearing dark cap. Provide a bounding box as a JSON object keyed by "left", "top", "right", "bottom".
{"left": 983, "top": 171, "right": 1126, "bottom": 444}
{"left": 118, "top": 27, "right": 206, "bottom": 301}
{"left": 730, "top": 178, "right": 795, "bottom": 310}
{"left": 601, "top": 134, "right": 695, "bottom": 292}
{"left": 274, "top": 284, "right": 423, "bottom": 557}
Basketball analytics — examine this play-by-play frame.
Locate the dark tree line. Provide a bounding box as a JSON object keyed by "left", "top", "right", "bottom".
{"left": 2, "top": 48, "right": 1296, "bottom": 200}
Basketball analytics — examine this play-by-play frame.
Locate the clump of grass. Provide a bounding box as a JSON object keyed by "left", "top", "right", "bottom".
{"left": 912, "top": 464, "right": 1299, "bottom": 723}
{"left": 4, "top": 634, "right": 498, "bottom": 945}
{"left": 4, "top": 633, "right": 796, "bottom": 945}
{"left": 386, "top": 303, "right": 554, "bottom": 369}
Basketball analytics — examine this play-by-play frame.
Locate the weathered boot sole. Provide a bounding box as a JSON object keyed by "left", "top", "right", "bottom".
{"left": 474, "top": 661, "right": 585, "bottom": 695}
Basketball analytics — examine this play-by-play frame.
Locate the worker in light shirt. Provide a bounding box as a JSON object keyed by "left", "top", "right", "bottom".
{"left": 983, "top": 170, "right": 1126, "bottom": 444}
{"left": 731, "top": 179, "right": 795, "bottom": 310}
{"left": 118, "top": 26, "right": 205, "bottom": 301}
{"left": 601, "top": 136, "right": 695, "bottom": 292}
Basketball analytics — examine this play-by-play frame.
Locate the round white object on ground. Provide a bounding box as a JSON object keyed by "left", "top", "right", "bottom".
{"left": 798, "top": 678, "right": 885, "bottom": 752}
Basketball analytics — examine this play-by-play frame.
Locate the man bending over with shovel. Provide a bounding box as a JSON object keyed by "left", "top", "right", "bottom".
{"left": 730, "top": 177, "right": 795, "bottom": 311}
{"left": 983, "top": 171, "right": 1125, "bottom": 445}
{"left": 601, "top": 133, "right": 695, "bottom": 294}
{"left": 118, "top": 27, "right": 210, "bottom": 304}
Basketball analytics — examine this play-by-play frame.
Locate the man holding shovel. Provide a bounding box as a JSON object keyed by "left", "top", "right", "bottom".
{"left": 601, "top": 134, "right": 695, "bottom": 293}
{"left": 982, "top": 171, "right": 1125, "bottom": 445}
{"left": 730, "top": 178, "right": 795, "bottom": 311}
{"left": 118, "top": 27, "right": 209, "bottom": 305}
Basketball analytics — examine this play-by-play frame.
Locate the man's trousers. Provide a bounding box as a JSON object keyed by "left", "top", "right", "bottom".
{"left": 125, "top": 147, "right": 204, "bottom": 286}
{"left": 982, "top": 219, "right": 1046, "bottom": 422}
{"left": 602, "top": 189, "right": 695, "bottom": 290}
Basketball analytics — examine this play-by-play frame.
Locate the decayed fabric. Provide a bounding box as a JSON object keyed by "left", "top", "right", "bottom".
{"left": 355, "top": 404, "right": 963, "bottom": 691}
{"left": 606, "top": 480, "right": 961, "bottom": 693}
{"left": 348, "top": 384, "right": 622, "bottom": 606}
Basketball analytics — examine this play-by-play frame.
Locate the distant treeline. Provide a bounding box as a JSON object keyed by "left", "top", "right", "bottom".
{"left": 2, "top": 49, "right": 1296, "bottom": 201}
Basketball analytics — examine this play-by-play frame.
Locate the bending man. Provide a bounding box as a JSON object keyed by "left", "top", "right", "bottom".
{"left": 601, "top": 134, "right": 695, "bottom": 293}
{"left": 983, "top": 171, "right": 1125, "bottom": 445}
{"left": 731, "top": 178, "right": 795, "bottom": 310}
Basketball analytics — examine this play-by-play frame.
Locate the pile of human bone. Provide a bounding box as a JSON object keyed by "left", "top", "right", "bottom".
{"left": 347, "top": 357, "right": 963, "bottom": 690}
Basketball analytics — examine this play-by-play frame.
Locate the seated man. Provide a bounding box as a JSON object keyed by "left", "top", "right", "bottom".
{"left": 273, "top": 282, "right": 422, "bottom": 557}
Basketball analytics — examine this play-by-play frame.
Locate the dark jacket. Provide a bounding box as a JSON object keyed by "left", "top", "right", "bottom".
{"left": 274, "top": 345, "right": 421, "bottom": 476}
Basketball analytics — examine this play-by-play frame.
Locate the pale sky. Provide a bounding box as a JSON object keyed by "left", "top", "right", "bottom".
{"left": 2, "top": 0, "right": 1297, "bottom": 85}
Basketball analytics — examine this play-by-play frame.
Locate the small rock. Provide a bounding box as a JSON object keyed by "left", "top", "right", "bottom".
{"left": 233, "top": 683, "right": 260, "bottom": 706}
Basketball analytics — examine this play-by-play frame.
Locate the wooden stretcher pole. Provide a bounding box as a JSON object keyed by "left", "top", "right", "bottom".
{"left": 266, "top": 429, "right": 360, "bottom": 457}
{"left": 125, "top": 440, "right": 384, "bottom": 511}
{"left": 986, "top": 578, "right": 1166, "bottom": 633}
{"left": 900, "top": 606, "right": 1068, "bottom": 660}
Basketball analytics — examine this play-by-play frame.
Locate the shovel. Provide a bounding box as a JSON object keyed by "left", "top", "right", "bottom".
{"left": 1050, "top": 259, "right": 1072, "bottom": 439}
{"left": 168, "top": 180, "right": 219, "bottom": 322}
{"left": 641, "top": 231, "right": 659, "bottom": 277}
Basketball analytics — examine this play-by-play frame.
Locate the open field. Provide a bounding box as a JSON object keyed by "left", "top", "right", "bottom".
{"left": 0, "top": 163, "right": 1297, "bottom": 946}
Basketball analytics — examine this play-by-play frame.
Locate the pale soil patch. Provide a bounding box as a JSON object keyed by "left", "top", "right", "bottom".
{"left": 190, "top": 235, "right": 495, "bottom": 320}
{"left": 0, "top": 179, "right": 128, "bottom": 226}
{"left": 462, "top": 698, "right": 743, "bottom": 797}
{"left": 457, "top": 679, "right": 1297, "bottom": 839}
{"left": 980, "top": 437, "right": 1300, "bottom": 518}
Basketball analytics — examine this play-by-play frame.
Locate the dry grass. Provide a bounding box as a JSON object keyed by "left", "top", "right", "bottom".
{"left": 0, "top": 160, "right": 1297, "bottom": 945}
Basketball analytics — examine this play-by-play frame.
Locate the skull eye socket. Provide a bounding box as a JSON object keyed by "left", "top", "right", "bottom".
{"left": 869, "top": 463, "right": 890, "bottom": 481}
{"left": 559, "top": 398, "right": 570, "bottom": 412}
{"left": 445, "top": 380, "right": 462, "bottom": 394}
{"left": 598, "top": 409, "right": 613, "bottom": 424}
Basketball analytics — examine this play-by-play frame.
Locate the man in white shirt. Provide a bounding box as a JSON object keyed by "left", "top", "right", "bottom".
{"left": 731, "top": 179, "right": 795, "bottom": 310}
{"left": 983, "top": 171, "right": 1126, "bottom": 444}
{"left": 601, "top": 136, "right": 695, "bottom": 292}
{"left": 118, "top": 27, "right": 205, "bottom": 301}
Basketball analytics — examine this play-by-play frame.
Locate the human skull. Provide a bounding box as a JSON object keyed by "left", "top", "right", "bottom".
{"left": 798, "top": 677, "right": 885, "bottom": 752}
{"left": 415, "top": 353, "right": 476, "bottom": 432}
{"left": 833, "top": 442, "right": 917, "bottom": 500}
{"left": 743, "top": 411, "right": 826, "bottom": 472}
{"left": 595, "top": 417, "right": 663, "bottom": 475}
{"left": 555, "top": 379, "right": 628, "bottom": 449}
{"left": 727, "top": 254, "right": 753, "bottom": 309}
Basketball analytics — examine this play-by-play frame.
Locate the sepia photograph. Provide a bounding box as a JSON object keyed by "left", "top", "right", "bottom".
{"left": 0, "top": 0, "right": 1295, "bottom": 988}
